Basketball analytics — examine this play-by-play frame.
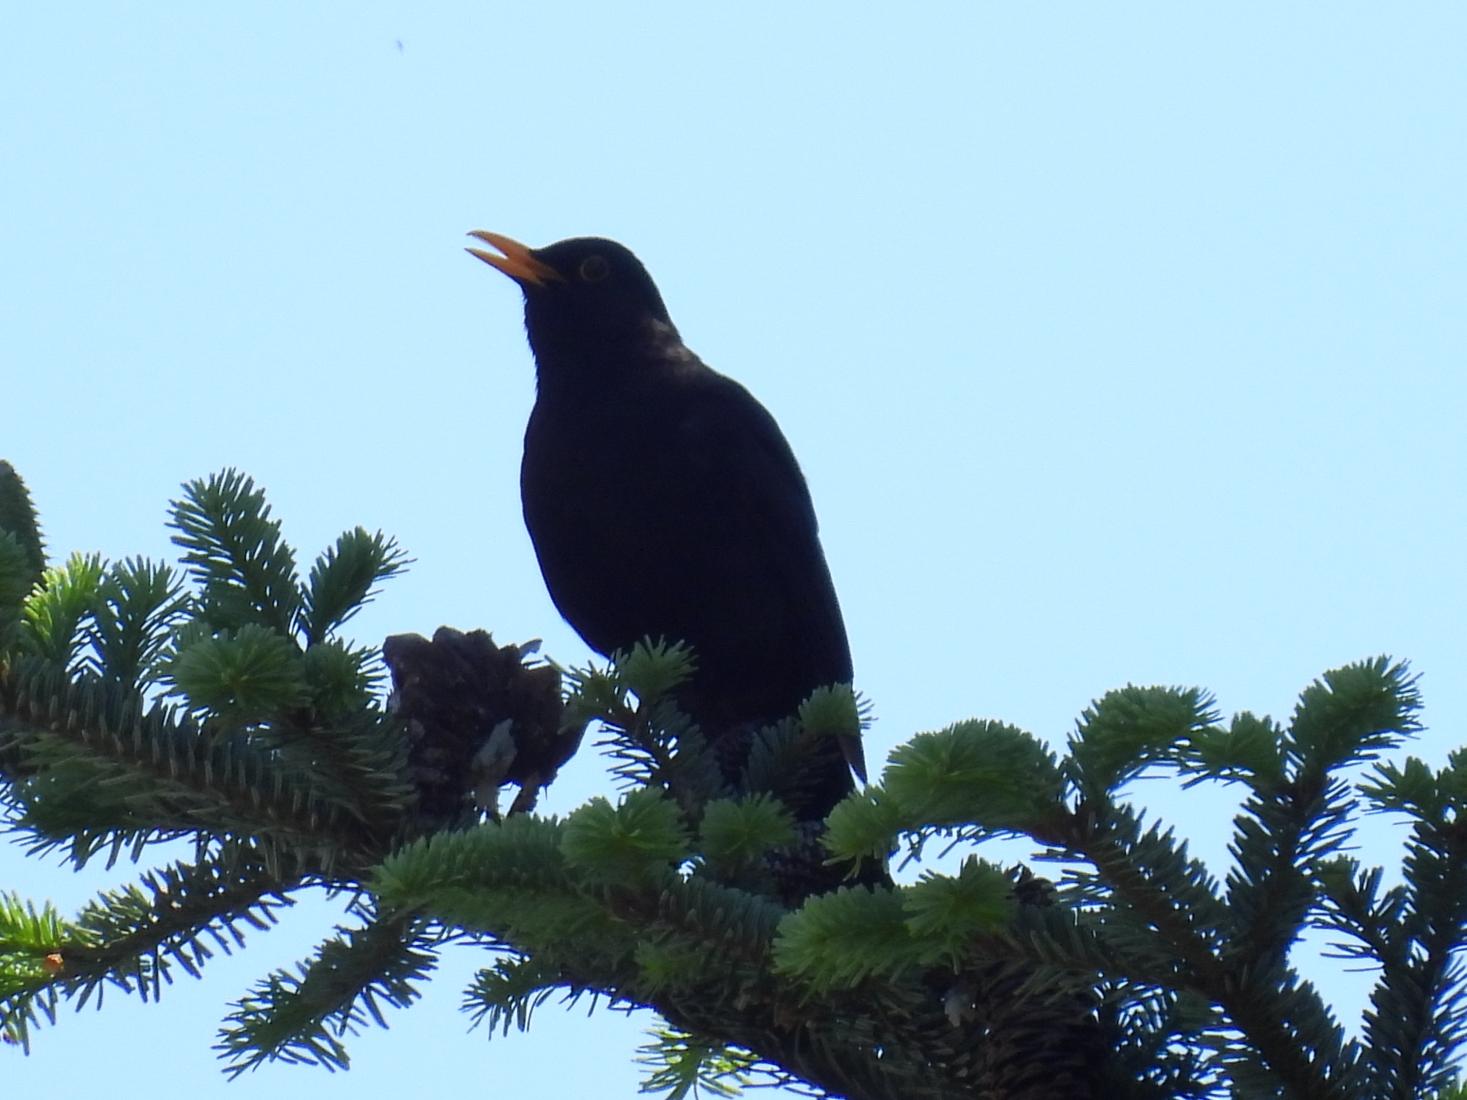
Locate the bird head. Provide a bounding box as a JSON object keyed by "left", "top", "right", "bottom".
{"left": 467, "top": 232, "right": 676, "bottom": 376}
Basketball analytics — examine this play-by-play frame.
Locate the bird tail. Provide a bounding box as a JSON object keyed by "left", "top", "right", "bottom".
{"left": 837, "top": 731, "right": 867, "bottom": 784}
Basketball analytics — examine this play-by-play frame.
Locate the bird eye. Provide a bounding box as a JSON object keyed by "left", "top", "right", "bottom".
{"left": 579, "top": 255, "right": 610, "bottom": 282}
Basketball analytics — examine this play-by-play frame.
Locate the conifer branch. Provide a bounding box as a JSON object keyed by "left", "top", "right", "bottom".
{"left": 635, "top": 1028, "right": 762, "bottom": 1100}
{"left": 1, "top": 658, "right": 386, "bottom": 864}
{"left": 88, "top": 558, "right": 189, "bottom": 690}
{"left": 0, "top": 462, "right": 45, "bottom": 591}
{"left": 1051, "top": 794, "right": 1359, "bottom": 1097}
{"left": 4, "top": 464, "right": 1466, "bottom": 1097}
{"left": 170, "top": 471, "right": 301, "bottom": 638}
{"left": 1351, "top": 751, "right": 1467, "bottom": 1096}
{"left": 0, "top": 848, "right": 292, "bottom": 1049}
{"left": 463, "top": 953, "right": 570, "bottom": 1036}
{"left": 300, "top": 527, "right": 409, "bottom": 646}
{"left": 1223, "top": 659, "right": 1420, "bottom": 978}
{"left": 215, "top": 908, "right": 436, "bottom": 1076}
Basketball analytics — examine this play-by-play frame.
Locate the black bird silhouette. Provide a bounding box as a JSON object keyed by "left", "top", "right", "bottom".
{"left": 468, "top": 232, "right": 863, "bottom": 820}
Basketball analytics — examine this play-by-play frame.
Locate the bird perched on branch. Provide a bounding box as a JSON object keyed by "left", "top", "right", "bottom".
{"left": 467, "top": 231, "right": 863, "bottom": 820}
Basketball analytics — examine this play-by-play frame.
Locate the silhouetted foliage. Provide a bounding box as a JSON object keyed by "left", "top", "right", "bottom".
{"left": 2, "top": 468, "right": 1463, "bottom": 1098}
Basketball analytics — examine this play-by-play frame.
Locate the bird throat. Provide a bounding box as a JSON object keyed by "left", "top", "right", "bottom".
{"left": 529, "top": 316, "right": 692, "bottom": 398}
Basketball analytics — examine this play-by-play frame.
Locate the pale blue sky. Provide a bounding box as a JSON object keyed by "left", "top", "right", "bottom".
{"left": 3, "top": 5, "right": 1464, "bottom": 1097}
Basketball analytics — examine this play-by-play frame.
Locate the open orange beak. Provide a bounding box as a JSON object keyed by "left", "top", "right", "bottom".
{"left": 465, "top": 230, "right": 561, "bottom": 287}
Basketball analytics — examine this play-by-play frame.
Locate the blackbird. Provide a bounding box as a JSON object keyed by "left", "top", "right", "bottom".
{"left": 467, "top": 231, "right": 863, "bottom": 820}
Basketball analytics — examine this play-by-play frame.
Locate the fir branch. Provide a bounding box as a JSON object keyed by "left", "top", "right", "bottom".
{"left": 592, "top": 689, "right": 724, "bottom": 815}
{"left": 1369, "top": 829, "right": 1467, "bottom": 1098}
{"left": 66, "top": 848, "right": 293, "bottom": 999}
{"left": 374, "top": 815, "right": 569, "bottom": 903}
{"left": 2, "top": 657, "right": 383, "bottom": 864}
{"left": 1048, "top": 804, "right": 1227, "bottom": 937}
{"left": 614, "top": 638, "right": 697, "bottom": 709}
{"left": 21, "top": 552, "right": 104, "bottom": 668}
{"left": 903, "top": 857, "right": 1017, "bottom": 967}
{"left": 636, "top": 1027, "right": 759, "bottom": 1100}
{"left": 562, "top": 788, "right": 692, "bottom": 886}
{"left": 463, "top": 953, "right": 568, "bottom": 1037}
{"left": 170, "top": 470, "right": 301, "bottom": 637}
{"left": 88, "top": 557, "right": 189, "bottom": 690}
{"left": 301, "top": 639, "right": 383, "bottom": 713}
{"left": 0, "top": 987, "right": 58, "bottom": 1053}
{"left": 216, "top": 909, "right": 436, "bottom": 1076}
{"left": 1181, "top": 711, "right": 1285, "bottom": 788}
{"left": 773, "top": 886, "right": 923, "bottom": 990}
{"left": 0, "top": 891, "right": 77, "bottom": 958}
{"left": 653, "top": 967, "right": 980, "bottom": 1100}
{"left": 627, "top": 874, "right": 786, "bottom": 974}
{"left": 1068, "top": 684, "right": 1219, "bottom": 797}
{"left": 1, "top": 849, "right": 292, "bottom": 1049}
{"left": 1223, "top": 775, "right": 1354, "bottom": 971}
{"left": 1288, "top": 657, "right": 1421, "bottom": 773}
{"left": 287, "top": 705, "right": 416, "bottom": 829}
{"left": 165, "top": 623, "right": 311, "bottom": 723}
{"left": 374, "top": 817, "right": 633, "bottom": 954}
{"left": 0, "top": 461, "right": 45, "bottom": 589}
{"left": 0, "top": 891, "right": 86, "bottom": 1050}
{"left": 567, "top": 642, "right": 724, "bottom": 815}
{"left": 0, "top": 535, "right": 37, "bottom": 663}
{"left": 882, "top": 718, "right": 1065, "bottom": 834}
{"left": 588, "top": 689, "right": 678, "bottom": 791}
{"left": 2, "top": 468, "right": 1461, "bottom": 1100}
{"left": 1050, "top": 801, "right": 1359, "bottom": 1097}
{"left": 1221, "top": 659, "right": 1421, "bottom": 1033}
{"left": 1312, "top": 858, "right": 1405, "bottom": 967}
{"left": 300, "top": 527, "right": 409, "bottom": 646}
{"left": 698, "top": 795, "right": 796, "bottom": 873}
{"left": 740, "top": 716, "right": 845, "bottom": 822}
{"left": 1354, "top": 752, "right": 1467, "bottom": 1097}
{"left": 824, "top": 788, "right": 905, "bottom": 865}
{"left": 635, "top": 940, "right": 720, "bottom": 996}
{"left": 164, "top": 627, "right": 411, "bottom": 832}
{"left": 1093, "top": 982, "right": 1225, "bottom": 1099}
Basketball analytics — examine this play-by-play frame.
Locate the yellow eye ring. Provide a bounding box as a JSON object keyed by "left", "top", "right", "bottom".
{"left": 579, "top": 255, "right": 609, "bottom": 282}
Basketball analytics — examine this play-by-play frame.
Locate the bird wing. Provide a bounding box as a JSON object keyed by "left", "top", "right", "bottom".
{"left": 674, "top": 372, "right": 865, "bottom": 781}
